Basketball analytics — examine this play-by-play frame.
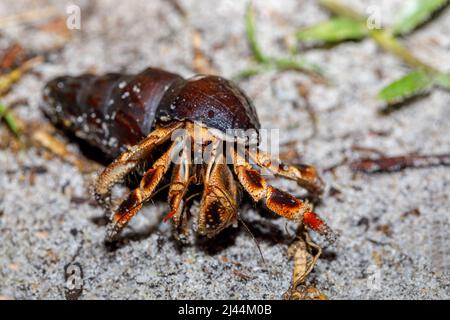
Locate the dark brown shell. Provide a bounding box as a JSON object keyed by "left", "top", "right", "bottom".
{"left": 156, "top": 75, "right": 260, "bottom": 133}
{"left": 43, "top": 68, "right": 260, "bottom": 158}
{"left": 43, "top": 68, "right": 182, "bottom": 157}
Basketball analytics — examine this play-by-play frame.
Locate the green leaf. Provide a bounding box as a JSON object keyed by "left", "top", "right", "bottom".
{"left": 271, "top": 57, "right": 323, "bottom": 75}
{"left": 435, "top": 73, "right": 450, "bottom": 90}
{"left": 240, "top": 2, "right": 325, "bottom": 80}
{"left": 245, "top": 3, "right": 268, "bottom": 63}
{"left": 296, "top": 17, "right": 369, "bottom": 43}
{"left": 393, "top": 0, "right": 448, "bottom": 35}
{"left": 378, "top": 71, "right": 434, "bottom": 103}
{"left": 234, "top": 57, "right": 324, "bottom": 80}
{"left": 233, "top": 65, "right": 271, "bottom": 80}
{"left": 0, "top": 103, "right": 21, "bottom": 137}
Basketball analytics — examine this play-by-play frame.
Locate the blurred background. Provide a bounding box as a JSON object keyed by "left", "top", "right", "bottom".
{"left": 0, "top": 0, "right": 449, "bottom": 299}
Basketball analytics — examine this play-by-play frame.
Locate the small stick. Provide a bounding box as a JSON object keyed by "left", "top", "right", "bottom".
{"left": 0, "top": 7, "right": 59, "bottom": 28}
{"left": 0, "top": 56, "right": 43, "bottom": 95}
{"left": 167, "top": 0, "right": 187, "bottom": 17}
{"left": 0, "top": 44, "right": 25, "bottom": 71}
{"left": 351, "top": 145, "right": 386, "bottom": 157}
{"left": 350, "top": 153, "right": 450, "bottom": 173}
{"left": 31, "top": 129, "right": 99, "bottom": 173}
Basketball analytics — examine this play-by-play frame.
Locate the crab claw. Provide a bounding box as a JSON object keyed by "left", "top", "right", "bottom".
{"left": 303, "top": 211, "right": 337, "bottom": 243}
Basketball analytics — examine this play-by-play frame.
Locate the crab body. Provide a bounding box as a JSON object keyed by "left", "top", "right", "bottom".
{"left": 44, "top": 68, "right": 259, "bottom": 158}
{"left": 43, "top": 67, "right": 330, "bottom": 240}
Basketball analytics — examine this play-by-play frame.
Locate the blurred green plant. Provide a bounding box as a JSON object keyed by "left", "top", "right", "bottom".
{"left": 297, "top": 0, "right": 449, "bottom": 106}
{"left": 0, "top": 57, "right": 41, "bottom": 138}
{"left": 377, "top": 71, "right": 433, "bottom": 104}
{"left": 236, "top": 3, "right": 323, "bottom": 80}
{"left": 0, "top": 103, "right": 21, "bottom": 137}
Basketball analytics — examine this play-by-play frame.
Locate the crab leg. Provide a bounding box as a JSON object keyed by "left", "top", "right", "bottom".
{"left": 247, "top": 148, "right": 324, "bottom": 195}
{"left": 105, "top": 138, "right": 183, "bottom": 241}
{"left": 95, "top": 122, "right": 184, "bottom": 203}
{"left": 197, "top": 150, "right": 240, "bottom": 238}
{"left": 165, "top": 144, "right": 193, "bottom": 232}
{"left": 231, "top": 148, "right": 332, "bottom": 238}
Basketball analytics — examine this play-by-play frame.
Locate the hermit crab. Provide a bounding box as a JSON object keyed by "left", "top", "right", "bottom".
{"left": 42, "top": 67, "right": 332, "bottom": 245}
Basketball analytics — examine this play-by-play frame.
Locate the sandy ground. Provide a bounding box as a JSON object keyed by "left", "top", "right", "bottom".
{"left": 0, "top": 0, "right": 449, "bottom": 299}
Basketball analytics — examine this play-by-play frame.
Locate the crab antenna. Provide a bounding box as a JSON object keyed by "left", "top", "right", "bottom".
{"left": 237, "top": 215, "right": 266, "bottom": 265}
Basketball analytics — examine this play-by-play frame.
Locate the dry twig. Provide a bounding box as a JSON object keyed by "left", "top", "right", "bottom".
{"left": 350, "top": 153, "right": 450, "bottom": 173}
